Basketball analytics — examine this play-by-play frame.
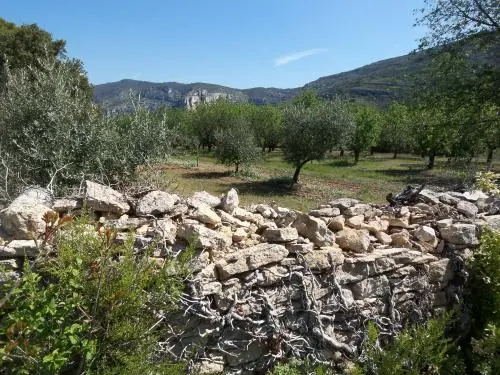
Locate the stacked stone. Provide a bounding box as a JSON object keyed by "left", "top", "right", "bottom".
{"left": 0, "top": 182, "right": 499, "bottom": 374}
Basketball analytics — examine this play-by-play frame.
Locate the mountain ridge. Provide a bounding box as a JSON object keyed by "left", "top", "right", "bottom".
{"left": 93, "top": 40, "right": 496, "bottom": 113}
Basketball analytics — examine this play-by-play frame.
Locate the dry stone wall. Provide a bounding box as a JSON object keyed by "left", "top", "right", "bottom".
{"left": 1, "top": 181, "right": 499, "bottom": 374}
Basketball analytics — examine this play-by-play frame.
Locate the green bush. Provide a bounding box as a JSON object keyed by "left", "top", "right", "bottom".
{"left": 0, "top": 57, "right": 109, "bottom": 198}
{"left": 465, "top": 228, "right": 500, "bottom": 374}
{"left": 352, "top": 316, "right": 464, "bottom": 375}
{"left": 0, "top": 214, "right": 190, "bottom": 374}
{"left": 268, "top": 358, "right": 333, "bottom": 375}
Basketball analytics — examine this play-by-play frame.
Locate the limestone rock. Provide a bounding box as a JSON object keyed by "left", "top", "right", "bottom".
{"left": 232, "top": 227, "right": 247, "bottom": 242}
{"left": 286, "top": 242, "right": 314, "bottom": 254}
{"left": 177, "top": 221, "right": 232, "bottom": 250}
{"left": 253, "top": 204, "right": 277, "bottom": 219}
{"left": 428, "top": 259, "right": 454, "bottom": 287}
{"left": 484, "top": 215, "right": 500, "bottom": 230}
{"left": 262, "top": 227, "right": 298, "bottom": 243}
{"left": 456, "top": 200, "right": 478, "bottom": 218}
{"left": 335, "top": 228, "right": 370, "bottom": 253}
{"left": 220, "top": 188, "right": 239, "bottom": 213}
{"left": 375, "top": 231, "right": 392, "bottom": 245}
{"left": 192, "top": 203, "right": 221, "bottom": 226}
{"left": 0, "top": 240, "right": 39, "bottom": 258}
{"left": 0, "top": 188, "right": 55, "bottom": 239}
{"left": 301, "top": 247, "right": 344, "bottom": 270}
{"left": 418, "top": 189, "right": 440, "bottom": 205}
{"left": 84, "top": 180, "right": 130, "bottom": 215}
{"left": 414, "top": 225, "right": 437, "bottom": 243}
{"left": 135, "top": 190, "right": 179, "bottom": 216}
{"left": 462, "top": 190, "right": 488, "bottom": 202}
{"left": 52, "top": 198, "right": 81, "bottom": 213}
{"left": 438, "top": 193, "right": 460, "bottom": 206}
{"left": 216, "top": 243, "right": 288, "bottom": 279}
{"left": 439, "top": 223, "right": 479, "bottom": 245}
{"left": 191, "top": 357, "right": 225, "bottom": 374}
{"left": 345, "top": 203, "right": 371, "bottom": 217}
{"left": 292, "top": 213, "right": 335, "bottom": 246}
{"left": 327, "top": 215, "right": 345, "bottom": 231}
{"left": 351, "top": 275, "right": 390, "bottom": 299}
{"left": 191, "top": 191, "right": 221, "bottom": 208}
{"left": 309, "top": 207, "right": 341, "bottom": 217}
{"left": 346, "top": 215, "right": 364, "bottom": 229}
{"left": 152, "top": 218, "right": 177, "bottom": 245}
{"left": 391, "top": 231, "right": 411, "bottom": 248}
{"left": 328, "top": 198, "right": 358, "bottom": 211}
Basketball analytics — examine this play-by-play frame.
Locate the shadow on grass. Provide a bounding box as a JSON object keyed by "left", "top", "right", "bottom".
{"left": 377, "top": 168, "right": 466, "bottom": 190}
{"left": 328, "top": 159, "right": 354, "bottom": 167}
{"left": 231, "top": 176, "right": 298, "bottom": 197}
{"left": 182, "top": 171, "right": 231, "bottom": 179}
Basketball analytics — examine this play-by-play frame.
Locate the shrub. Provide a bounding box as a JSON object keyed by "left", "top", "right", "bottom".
{"left": 465, "top": 228, "right": 500, "bottom": 374}
{"left": 352, "top": 316, "right": 464, "bottom": 375}
{"left": 0, "top": 57, "right": 106, "bottom": 198}
{"left": 0, "top": 214, "right": 190, "bottom": 374}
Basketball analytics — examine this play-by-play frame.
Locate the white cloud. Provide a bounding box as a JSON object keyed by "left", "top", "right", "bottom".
{"left": 274, "top": 48, "right": 327, "bottom": 66}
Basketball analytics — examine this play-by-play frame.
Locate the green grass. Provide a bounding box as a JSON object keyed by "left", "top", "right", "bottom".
{"left": 145, "top": 150, "right": 498, "bottom": 212}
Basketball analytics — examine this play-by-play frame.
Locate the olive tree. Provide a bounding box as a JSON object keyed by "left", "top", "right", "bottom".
{"left": 0, "top": 57, "right": 104, "bottom": 196}
{"left": 347, "top": 104, "right": 382, "bottom": 164}
{"left": 282, "top": 99, "right": 352, "bottom": 183}
{"left": 381, "top": 103, "right": 412, "bottom": 159}
{"left": 214, "top": 117, "right": 259, "bottom": 173}
{"left": 250, "top": 104, "right": 283, "bottom": 152}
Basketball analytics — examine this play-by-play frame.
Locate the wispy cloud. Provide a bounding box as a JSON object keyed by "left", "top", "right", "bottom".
{"left": 131, "top": 72, "right": 142, "bottom": 79}
{"left": 274, "top": 48, "right": 327, "bottom": 67}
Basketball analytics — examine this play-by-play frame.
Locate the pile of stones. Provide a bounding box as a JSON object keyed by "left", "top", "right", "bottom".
{"left": 1, "top": 181, "right": 498, "bottom": 374}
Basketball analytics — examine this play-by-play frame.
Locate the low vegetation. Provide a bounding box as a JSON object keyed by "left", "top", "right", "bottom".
{"left": 0, "top": 214, "right": 190, "bottom": 374}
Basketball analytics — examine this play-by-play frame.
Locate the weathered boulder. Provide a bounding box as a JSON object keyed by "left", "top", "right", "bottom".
{"left": 327, "top": 215, "right": 345, "bottom": 231}
{"left": 216, "top": 243, "right": 288, "bottom": 279}
{"left": 351, "top": 275, "right": 390, "bottom": 299}
{"left": 484, "top": 215, "right": 500, "bottom": 230}
{"left": 177, "top": 221, "right": 232, "bottom": 250}
{"left": 0, "top": 188, "right": 55, "bottom": 239}
{"left": 253, "top": 204, "right": 277, "bottom": 219}
{"left": 84, "top": 180, "right": 130, "bottom": 215}
{"left": 293, "top": 213, "right": 336, "bottom": 246}
{"left": 301, "top": 247, "right": 344, "bottom": 270}
{"left": 344, "top": 203, "right": 371, "bottom": 217}
{"left": 462, "top": 190, "right": 488, "bottom": 202}
{"left": 262, "top": 227, "right": 298, "bottom": 243}
{"left": 220, "top": 188, "right": 239, "bottom": 213}
{"left": 191, "top": 191, "right": 221, "bottom": 208}
{"left": 414, "top": 225, "right": 437, "bottom": 244}
{"left": 391, "top": 231, "right": 411, "bottom": 248}
{"left": 456, "top": 200, "right": 478, "bottom": 218}
{"left": 310, "top": 207, "right": 341, "bottom": 217}
{"left": 0, "top": 240, "right": 39, "bottom": 258}
{"left": 135, "top": 190, "right": 179, "bottom": 216}
{"left": 439, "top": 223, "right": 479, "bottom": 245}
{"left": 192, "top": 203, "right": 221, "bottom": 226}
{"left": 328, "top": 198, "right": 358, "bottom": 211}
{"left": 346, "top": 215, "right": 364, "bottom": 229}
{"left": 335, "top": 228, "right": 370, "bottom": 253}
{"left": 418, "top": 189, "right": 440, "bottom": 205}
{"left": 428, "top": 259, "right": 454, "bottom": 287}
{"left": 52, "top": 198, "right": 81, "bottom": 213}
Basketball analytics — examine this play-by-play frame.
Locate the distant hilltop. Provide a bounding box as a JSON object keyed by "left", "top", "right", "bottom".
{"left": 93, "top": 38, "right": 498, "bottom": 114}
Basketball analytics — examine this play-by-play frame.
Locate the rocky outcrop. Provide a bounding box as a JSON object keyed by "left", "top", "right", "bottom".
{"left": 185, "top": 89, "right": 231, "bottom": 110}
{"left": 1, "top": 182, "right": 499, "bottom": 374}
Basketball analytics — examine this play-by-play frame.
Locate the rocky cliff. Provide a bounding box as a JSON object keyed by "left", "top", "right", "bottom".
{"left": 1, "top": 182, "right": 499, "bottom": 374}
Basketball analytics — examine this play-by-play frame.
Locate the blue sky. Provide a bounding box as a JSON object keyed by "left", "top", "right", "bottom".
{"left": 2, "top": 0, "right": 427, "bottom": 88}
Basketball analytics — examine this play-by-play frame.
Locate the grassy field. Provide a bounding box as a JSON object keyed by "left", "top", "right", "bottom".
{"left": 142, "top": 150, "right": 499, "bottom": 212}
